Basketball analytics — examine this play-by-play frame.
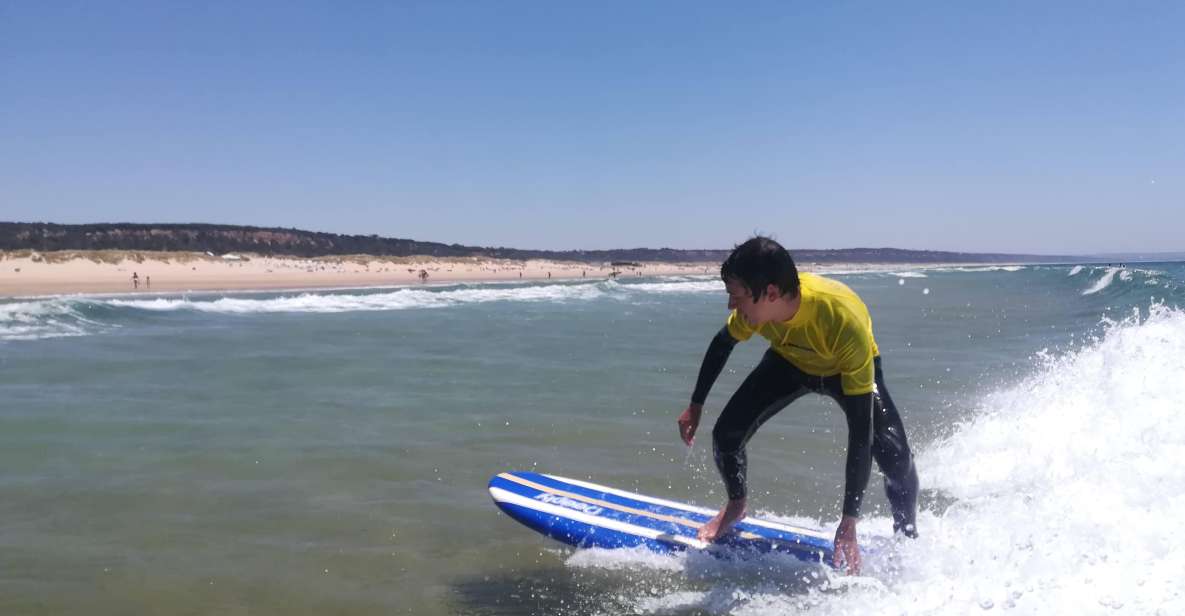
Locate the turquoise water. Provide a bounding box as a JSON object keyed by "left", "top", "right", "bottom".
{"left": 2, "top": 263, "right": 1184, "bottom": 614}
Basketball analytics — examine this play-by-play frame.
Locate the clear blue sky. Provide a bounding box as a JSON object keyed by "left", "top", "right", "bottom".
{"left": 2, "top": 2, "right": 1182, "bottom": 254}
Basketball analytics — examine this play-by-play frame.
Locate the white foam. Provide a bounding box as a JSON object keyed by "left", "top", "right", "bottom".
{"left": 103, "top": 283, "right": 611, "bottom": 314}
{"left": 93, "top": 279, "right": 731, "bottom": 314}
{"left": 1069, "top": 265, "right": 1084, "bottom": 276}
{"left": 572, "top": 305, "right": 1185, "bottom": 615}
{"left": 566, "top": 545, "right": 688, "bottom": 572}
{"left": 913, "top": 303, "right": 1185, "bottom": 613}
{"left": 0, "top": 278, "right": 727, "bottom": 340}
{"left": 890, "top": 272, "right": 928, "bottom": 279}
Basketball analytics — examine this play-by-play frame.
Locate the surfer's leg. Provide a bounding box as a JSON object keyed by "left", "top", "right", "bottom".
{"left": 816, "top": 359, "right": 918, "bottom": 536}
{"left": 870, "top": 357, "right": 920, "bottom": 537}
{"left": 700, "top": 350, "right": 809, "bottom": 541}
{"left": 711, "top": 349, "right": 809, "bottom": 503}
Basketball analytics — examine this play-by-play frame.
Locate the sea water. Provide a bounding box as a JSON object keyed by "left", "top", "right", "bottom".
{"left": 2, "top": 263, "right": 1183, "bottom": 615}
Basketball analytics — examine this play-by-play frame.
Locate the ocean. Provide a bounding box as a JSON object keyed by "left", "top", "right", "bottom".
{"left": 2, "top": 263, "right": 1183, "bottom": 615}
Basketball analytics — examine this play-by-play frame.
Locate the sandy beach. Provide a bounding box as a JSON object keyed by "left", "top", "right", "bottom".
{"left": 0, "top": 251, "right": 725, "bottom": 297}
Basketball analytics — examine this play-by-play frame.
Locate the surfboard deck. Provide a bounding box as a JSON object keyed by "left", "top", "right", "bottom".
{"left": 488, "top": 471, "right": 834, "bottom": 564}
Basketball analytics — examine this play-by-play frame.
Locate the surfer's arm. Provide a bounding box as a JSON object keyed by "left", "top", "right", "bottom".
{"left": 690, "top": 326, "right": 740, "bottom": 405}
{"left": 837, "top": 392, "right": 874, "bottom": 518}
{"left": 832, "top": 315, "right": 876, "bottom": 516}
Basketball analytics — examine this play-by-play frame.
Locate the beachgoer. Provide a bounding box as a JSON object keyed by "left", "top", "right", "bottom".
{"left": 419, "top": 269, "right": 429, "bottom": 282}
{"left": 132, "top": 271, "right": 139, "bottom": 289}
{"left": 677, "top": 236, "right": 919, "bottom": 574}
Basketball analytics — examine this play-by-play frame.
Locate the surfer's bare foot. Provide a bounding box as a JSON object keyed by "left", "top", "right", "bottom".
{"left": 697, "top": 498, "right": 746, "bottom": 542}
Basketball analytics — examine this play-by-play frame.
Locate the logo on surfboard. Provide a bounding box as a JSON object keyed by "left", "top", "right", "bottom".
{"left": 533, "top": 492, "right": 605, "bottom": 516}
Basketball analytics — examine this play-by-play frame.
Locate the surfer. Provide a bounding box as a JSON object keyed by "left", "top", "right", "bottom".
{"left": 677, "top": 236, "right": 919, "bottom": 574}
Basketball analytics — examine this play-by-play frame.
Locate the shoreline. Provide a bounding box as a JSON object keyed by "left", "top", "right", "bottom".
{"left": 0, "top": 250, "right": 1029, "bottom": 299}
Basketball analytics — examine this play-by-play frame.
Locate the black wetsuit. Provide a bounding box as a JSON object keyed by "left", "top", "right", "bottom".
{"left": 692, "top": 326, "right": 920, "bottom": 535}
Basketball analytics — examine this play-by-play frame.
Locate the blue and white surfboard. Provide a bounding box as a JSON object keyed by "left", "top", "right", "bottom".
{"left": 488, "top": 471, "right": 834, "bottom": 564}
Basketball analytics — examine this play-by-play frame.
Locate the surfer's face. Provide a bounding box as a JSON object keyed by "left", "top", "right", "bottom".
{"left": 725, "top": 278, "right": 779, "bottom": 326}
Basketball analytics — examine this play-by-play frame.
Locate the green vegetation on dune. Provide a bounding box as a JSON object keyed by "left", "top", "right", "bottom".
{"left": 0, "top": 222, "right": 1072, "bottom": 264}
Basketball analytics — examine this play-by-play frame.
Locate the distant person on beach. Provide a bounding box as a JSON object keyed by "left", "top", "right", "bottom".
{"left": 676, "top": 236, "right": 919, "bottom": 574}
{"left": 132, "top": 272, "right": 139, "bottom": 289}
{"left": 146, "top": 276, "right": 151, "bottom": 289}
{"left": 418, "top": 269, "right": 429, "bottom": 283}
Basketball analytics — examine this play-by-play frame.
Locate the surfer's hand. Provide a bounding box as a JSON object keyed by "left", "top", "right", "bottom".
{"left": 678, "top": 403, "right": 702, "bottom": 446}
{"left": 832, "top": 515, "right": 862, "bottom": 575}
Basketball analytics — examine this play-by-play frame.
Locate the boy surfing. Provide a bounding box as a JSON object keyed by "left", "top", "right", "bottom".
{"left": 678, "top": 236, "right": 919, "bottom": 573}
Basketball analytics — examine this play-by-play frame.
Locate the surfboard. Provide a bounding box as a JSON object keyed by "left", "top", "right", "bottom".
{"left": 488, "top": 471, "right": 834, "bottom": 564}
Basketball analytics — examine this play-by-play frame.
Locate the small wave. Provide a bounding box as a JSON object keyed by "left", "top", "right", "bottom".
{"left": 0, "top": 299, "right": 109, "bottom": 341}
{"left": 616, "top": 280, "right": 723, "bottom": 295}
{"left": 636, "top": 275, "right": 718, "bottom": 283}
{"left": 1075, "top": 265, "right": 1180, "bottom": 298}
{"left": 1, "top": 278, "right": 729, "bottom": 340}
{"left": 890, "top": 272, "right": 928, "bottom": 279}
{"left": 1081, "top": 267, "right": 1120, "bottom": 295}
{"left": 937, "top": 265, "right": 1027, "bottom": 273}
{"left": 1068, "top": 265, "right": 1084, "bottom": 276}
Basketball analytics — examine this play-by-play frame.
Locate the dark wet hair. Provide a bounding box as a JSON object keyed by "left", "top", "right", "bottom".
{"left": 720, "top": 236, "right": 800, "bottom": 301}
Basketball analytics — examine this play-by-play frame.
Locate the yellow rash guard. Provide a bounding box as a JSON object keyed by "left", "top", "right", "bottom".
{"left": 726, "top": 273, "right": 880, "bottom": 395}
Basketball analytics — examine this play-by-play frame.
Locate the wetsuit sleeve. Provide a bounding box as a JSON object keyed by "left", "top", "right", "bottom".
{"left": 690, "top": 326, "right": 740, "bottom": 405}
{"left": 835, "top": 317, "right": 876, "bottom": 396}
{"left": 837, "top": 393, "right": 874, "bottom": 517}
